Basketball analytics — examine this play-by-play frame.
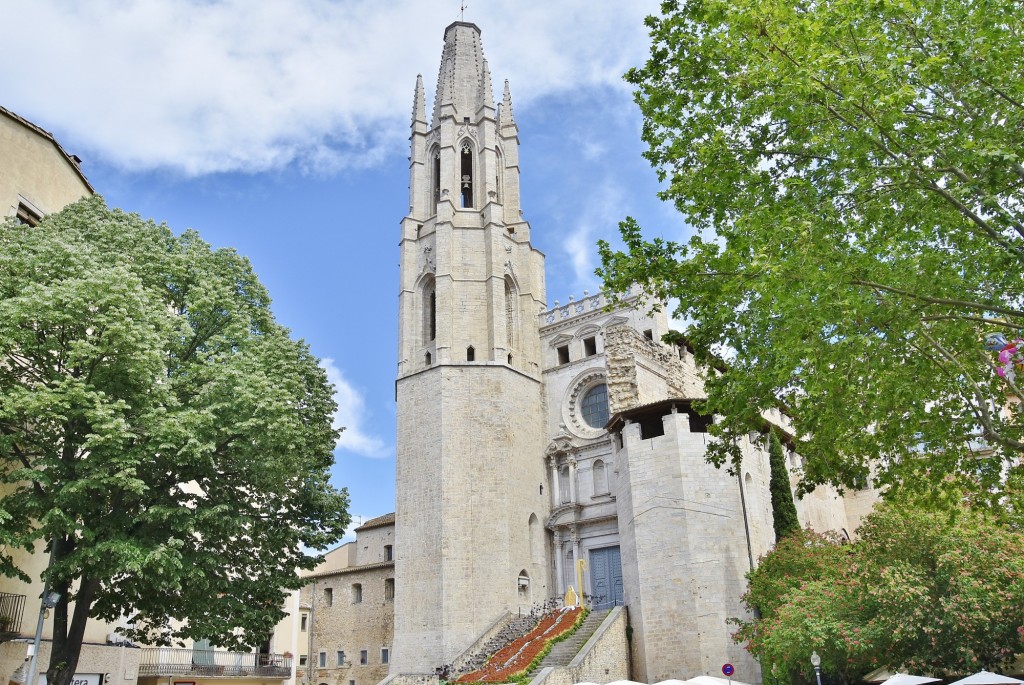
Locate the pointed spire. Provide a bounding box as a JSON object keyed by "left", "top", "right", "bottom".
{"left": 432, "top": 22, "right": 486, "bottom": 123}
{"left": 479, "top": 58, "right": 494, "bottom": 111}
{"left": 412, "top": 74, "right": 427, "bottom": 126}
{"left": 502, "top": 80, "right": 517, "bottom": 128}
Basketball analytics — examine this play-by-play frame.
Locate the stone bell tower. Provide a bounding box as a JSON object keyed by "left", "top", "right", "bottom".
{"left": 391, "top": 22, "right": 551, "bottom": 674}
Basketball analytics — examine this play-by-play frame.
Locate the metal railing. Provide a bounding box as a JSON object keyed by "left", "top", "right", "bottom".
{"left": 138, "top": 648, "right": 293, "bottom": 678}
{"left": 0, "top": 592, "right": 26, "bottom": 639}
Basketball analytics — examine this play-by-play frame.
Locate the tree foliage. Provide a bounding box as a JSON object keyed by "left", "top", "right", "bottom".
{"left": 735, "top": 502, "right": 1024, "bottom": 683}
{"left": 598, "top": 0, "right": 1024, "bottom": 494}
{"left": 0, "top": 197, "right": 350, "bottom": 685}
{"left": 767, "top": 431, "right": 800, "bottom": 540}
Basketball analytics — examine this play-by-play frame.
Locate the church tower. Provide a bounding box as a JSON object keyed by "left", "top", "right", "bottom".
{"left": 392, "top": 22, "right": 551, "bottom": 673}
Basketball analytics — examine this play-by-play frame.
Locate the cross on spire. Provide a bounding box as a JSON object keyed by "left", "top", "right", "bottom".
{"left": 459, "top": 0, "right": 467, "bottom": 21}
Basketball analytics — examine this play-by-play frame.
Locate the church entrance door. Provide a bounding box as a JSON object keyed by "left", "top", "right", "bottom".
{"left": 589, "top": 546, "right": 623, "bottom": 609}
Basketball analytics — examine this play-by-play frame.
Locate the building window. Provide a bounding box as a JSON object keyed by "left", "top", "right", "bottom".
{"left": 505, "top": 276, "right": 516, "bottom": 348}
{"left": 559, "top": 465, "right": 570, "bottom": 505}
{"left": 381, "top": 648, "right": 390, "bottom": 665}
{"left": 643, "top": 329, "right": 654, "bottom": 340}
{"left": 301, "top": 614, "right": 308, "bottom": 632}
{"left": 319, "top": 652, "right": 327, "bottom": 668}
{"left": 593, "top": 459, "right": 608, "bottom": 495}
{"left": 299, "top": 655, "right": 307, "bottom": 667}
{"left": 16, "top": 202, "right": 41, "bottom": 227}
{"left": 580, "top": 383, "right": 610, "bottom": 429}
{"left": 432, "top": 147, "right": 441, "bottom": 213}
{"left": 350, "top": 680, "right": 356, "bottom": 685}
{"left": 324, "top": 587, "right": 333, "bottom": 607}
{"left": 337, "top": 651, "right": 346, "bottom": 666}
{"left": 359, "top": 650, "right": 368, "bottom": 666}
{"left": 467, "top": 346, "right": 475, "bottom": 362}
{"left": 557, "top": 345, "right": 570, "bottom": 365}
{"left": 352, "top": 583, "right": 362, "bottom": 603}
{"left": 384, "top": 544, "right": 393, "bottom": 561}
{"left": 384, "top": 578, "right": 395, "bottom": 601}
{"left": 583, "top": 336, "right": 597, "bottom": 357}
{"left": 460, "top": 142, "right": 474, "bottom": 208}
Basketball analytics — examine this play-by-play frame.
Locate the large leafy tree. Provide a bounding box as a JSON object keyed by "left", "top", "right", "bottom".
{"left": 598, "top": 0, "right": 1024, "bottom": 493}
{"left": 734, "top": 502, "right": 1024, "bottom": 683}
{"left": 0, "top": 197, "right": 350, "bottom": 685}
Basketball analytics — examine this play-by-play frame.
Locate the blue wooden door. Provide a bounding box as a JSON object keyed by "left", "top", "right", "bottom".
{"left": 589, "top": 546, "right": 623, "bottom": 609}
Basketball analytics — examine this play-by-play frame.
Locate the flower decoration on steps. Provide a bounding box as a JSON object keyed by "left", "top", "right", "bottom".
{"left": 456, "top": 606, "right": 586, "bottom": 683}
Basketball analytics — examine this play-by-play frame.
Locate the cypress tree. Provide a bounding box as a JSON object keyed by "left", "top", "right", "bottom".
{"left": 768, "top": 430, "right": 801, "bottom": 541}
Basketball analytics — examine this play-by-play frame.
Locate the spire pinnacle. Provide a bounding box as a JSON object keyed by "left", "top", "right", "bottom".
{"left": 432, "top": 22, "right": 486, "bottom": 123}
{"left": 412, "top": 74, "right": 427, "bottom": 125}
{"left": 479, "top": 58, "right": 494, "bottom": 111}
{"left": 502, "top": 79, "right": 517, "bottom": 128}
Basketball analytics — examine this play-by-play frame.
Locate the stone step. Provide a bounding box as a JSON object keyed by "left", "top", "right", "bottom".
{"left": 526, "top": 608, "right": 611, "bottom": 676}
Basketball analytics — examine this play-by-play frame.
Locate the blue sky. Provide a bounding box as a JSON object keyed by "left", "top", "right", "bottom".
{"left": 1, "top": 1, "right": 689, "bottom": 535}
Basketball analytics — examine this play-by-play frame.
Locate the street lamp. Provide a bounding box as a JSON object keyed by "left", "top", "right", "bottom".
{"left": 810, "top": 651, "right": 822, "bottom": 685}
{"left": 25, "top": 591, "right": 61, "bottom": 685}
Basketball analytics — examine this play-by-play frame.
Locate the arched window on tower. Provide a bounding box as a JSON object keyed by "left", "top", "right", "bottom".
{"left": 505, "top": 276, "right": 516, "bottom": 349}
{"left": 422, "top": 275, "right": 436, "bottom": 345}
{"left": 592, "top": 459, "right": 608, "bottom": 495}
{"left": 431, "top": 147, "right": 441, "bottom": 213}
{"left": 460, "top": 142, "right": 474, "bottom": 208}
{"left": 495, "top": 148, "right": 504, "bottom": 204}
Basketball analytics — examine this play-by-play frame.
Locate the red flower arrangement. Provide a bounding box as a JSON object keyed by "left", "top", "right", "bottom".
{"left": 457, "top": 606, "right": 585, "bottom": 683}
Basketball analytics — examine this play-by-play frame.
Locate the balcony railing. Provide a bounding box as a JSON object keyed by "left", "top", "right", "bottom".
{"left": 0, "top": 592, "right": 26, "bottom": 641}
{"left": 138, "top": 648, "right": 292, "bottom": 679}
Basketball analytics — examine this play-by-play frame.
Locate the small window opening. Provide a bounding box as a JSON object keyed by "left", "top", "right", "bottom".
{"left": 319, "top": 652, "right": 327, "bottom": 668}
{"left": 381, "top": 648, "right": 390, "bottom": 665}
{"left": 425, "top": 352, "right": 431, "bottom": 366}
{"left": 432, "top": 150, "right": 441, "bottom": 212}
{"left": 323, "top": 587, "right": 333, "bottom": 607}
{"left": 349, "top": 680, "right": 355, "bottom": 685}
{"left": 460, "top": 143, "right": 474, "bottom": 208}
{"left": 508, "top": 353, "right": 513, "bottom": 364}
{"left": 557, "top": 345, "right": 570, "bottom": 365}
{"left": 429, "top": 290, "right": 436, "bottom": 341}
{"left": 384, "top": 544, "right": 393, "bottom": 561}
{"left": 337, "top": 651, "right": 346, "bottom": 666}
{"left": 687, "top": 410, "right": 713, "bottom": 433}
{"left": 301, "top": 614, "right": 308, "bottom": 632}
{"left": 384, "top": 578, "right": 395, "bottom": 601}
{"left": 643, "top": 329, "right": 654, "bottom": 340}
{"left": 359, "top": 650, "right": 368, "bottom": 666}
{"left": 467, "top": 346, "right": 475, "bottom": 362}
{"left": 352, "top": 583, "right": 362, "bottom": 604}
{"left": 16, "top": 202, "right": 41, "bottom": 227}
{"left": 583, "top": 337, "right": 597, "bottom": 357}
{"left": 299, "top": 655, "right": 308, "bottom": 667}
{"left": 639, "top": 415, "right": 666, "bottom": 440}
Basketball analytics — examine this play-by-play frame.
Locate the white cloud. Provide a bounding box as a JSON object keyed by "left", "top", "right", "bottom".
{"left": 561, "top": 181, "right": 627, "bottom": 294}
{"left": 0, "top": 0, "right": 659, "bottom": 175}
{"left": 321, "top": 357, "right": 389, "bottom": 458}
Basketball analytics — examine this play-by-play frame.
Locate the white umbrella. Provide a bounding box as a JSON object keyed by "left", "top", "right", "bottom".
{"left": 948, "top": 672, "right": 1024, "bottom": 685}
{"left": 683, "top": 676, "right": 755, "bottom": 685}
{"left": 879, "top": 675, "right": 941, "bottom": 685}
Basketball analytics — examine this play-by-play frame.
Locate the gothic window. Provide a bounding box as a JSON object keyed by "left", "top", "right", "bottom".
{"left": 504, "top": 276, "right": 516, "bottom": 349}
{"left": 425, "top": 352, "right": 432, "bottom": 366}
{"left": 422, "top": 275, "right": 436, "bottom": 345}
{"left": 460, "top": 142, "right": 474, "bottom": 208}
{"left": 581, "top": 384, "right": 610, "bottom": 429}
{"left": 529, "top": 513, "right": 543, "bottom": 564}
{"left": 467, "top": 346, "right": 475, "bottom": 362}
{"left": 495, "top": 149, "right": 503, "bottom": 204}
{"left": 431, "top": 147, "right": 441, "bottom": 213}
{"left": 592, "top": 459, "right": 608, "bottom": 495}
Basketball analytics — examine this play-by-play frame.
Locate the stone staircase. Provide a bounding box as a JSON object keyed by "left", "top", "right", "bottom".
{"left": 524, "top": 608, "right": 611, "bottom": 678}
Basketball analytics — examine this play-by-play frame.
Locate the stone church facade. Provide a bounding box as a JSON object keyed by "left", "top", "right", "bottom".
{"left": 375, "top": 21, "right": 878, "bottom": 685}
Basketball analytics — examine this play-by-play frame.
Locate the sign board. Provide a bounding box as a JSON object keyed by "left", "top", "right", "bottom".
{"left": 38, "top": 674, "right": 102, "bottom": 685}
{"left": 722, "top": 664, "right": 735, "bottom": 677}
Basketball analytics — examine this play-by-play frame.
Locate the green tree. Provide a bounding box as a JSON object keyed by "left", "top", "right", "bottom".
{"left": 598, "top": 0, "right": 1024, "bottom": 494}
{"left": 0, "top": 197, "right": 350, "bottom": 685}
{"left": 767, "top": 431, "right": 800, "bottom": 541}
{"left": 734, "top": 503, "right": 1024, "bottom": 682}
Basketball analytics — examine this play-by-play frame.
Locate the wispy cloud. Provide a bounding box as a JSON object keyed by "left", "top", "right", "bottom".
{"left": 560, "top": 181, "right": 628, "bottom": 294}
{"left": 321, "top": 358, "right": 389, "bottom": 459}
{"left": 0, "top": 0, "right": 659, "bottom": 176}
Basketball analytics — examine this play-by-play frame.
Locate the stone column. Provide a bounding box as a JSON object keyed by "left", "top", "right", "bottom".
{"left": 553, "top": 533, "right": 564, "bottom": 595}
{"left": 548, "top": 457, "right": 560, "bottom": 508}
{"left": 568, "top": 457, "right": 578, "bottom": 504}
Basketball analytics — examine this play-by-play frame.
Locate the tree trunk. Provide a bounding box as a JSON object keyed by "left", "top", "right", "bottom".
{"left": 46, "top": 576, "right": 100, "bottom": 685}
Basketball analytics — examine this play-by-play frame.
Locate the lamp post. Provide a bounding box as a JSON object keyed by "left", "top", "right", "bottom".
{"left": 25, "top": 590, "right": 61, "bottom": 685}
{"left": 810, "top": 651, "right": 822, "bottom": 685}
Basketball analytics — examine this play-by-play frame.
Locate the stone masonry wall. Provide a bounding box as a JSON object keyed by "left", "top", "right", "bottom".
{"left": 603, "top": 326, "right": 704, "bottom": 414}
